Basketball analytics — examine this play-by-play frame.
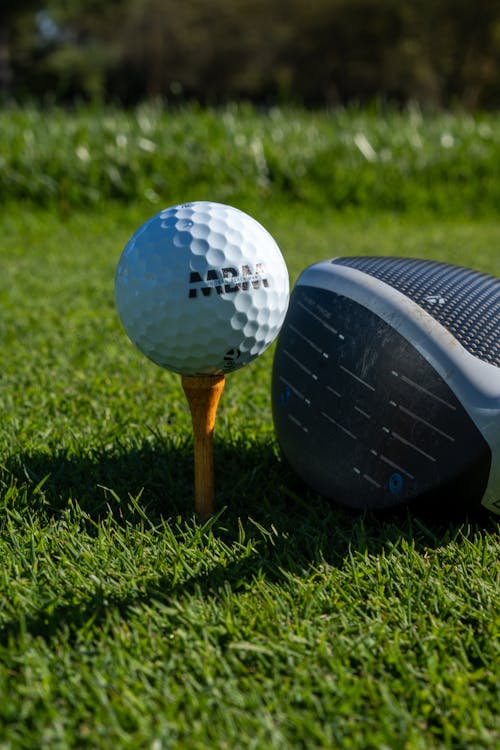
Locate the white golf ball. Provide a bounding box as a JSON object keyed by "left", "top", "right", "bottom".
{"left": 115, "top": 201, "right": 289, "bottom": 376}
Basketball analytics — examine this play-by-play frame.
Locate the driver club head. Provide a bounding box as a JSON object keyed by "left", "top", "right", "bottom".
{"left": 271, "top": 256, "right": 500, "bottom": 516}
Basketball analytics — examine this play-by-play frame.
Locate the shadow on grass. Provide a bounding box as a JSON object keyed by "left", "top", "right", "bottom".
{"left": 4, "top": 435, "right": 292, "bottom": 521}
{"left": 4, "top": 435, "right": 198, "bottom": 519}
{"left": 4, "top": 432, "right": 492, "bottom": 529}
{"left": 1, "top": 435, "right": 495, "bottom": 645}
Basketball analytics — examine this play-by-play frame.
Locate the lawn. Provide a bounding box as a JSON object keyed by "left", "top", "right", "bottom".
{"left": 0, "top": 106, "right": 499, "bottom": 748}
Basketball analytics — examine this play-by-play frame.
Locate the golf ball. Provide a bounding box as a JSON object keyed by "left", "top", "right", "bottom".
{"left": 115, "top": 201, "right": 289, "bottom": 376}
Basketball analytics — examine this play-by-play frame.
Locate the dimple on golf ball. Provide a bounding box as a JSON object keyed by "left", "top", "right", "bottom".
{"left": 114, "top": 201, "right": 290, "bottom": 376}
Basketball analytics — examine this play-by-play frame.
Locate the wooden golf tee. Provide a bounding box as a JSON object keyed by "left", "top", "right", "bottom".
{"left": 181, "top": 373, "right": 225, "bottom": 519}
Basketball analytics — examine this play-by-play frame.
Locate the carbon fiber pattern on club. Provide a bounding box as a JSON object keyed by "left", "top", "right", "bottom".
{"left": 332, "top": 257, "right": 500, "bottom": 366}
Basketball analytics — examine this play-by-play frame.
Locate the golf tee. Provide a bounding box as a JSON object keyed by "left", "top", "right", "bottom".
{"left": 181, "top": 373, "right": 225, "bottom": 519}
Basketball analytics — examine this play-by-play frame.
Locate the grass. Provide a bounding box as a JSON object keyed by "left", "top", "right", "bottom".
{"left": 0, "top": 105, "right": 500, "bottom": 748}
{"left": 1, "top": 103, "right": 500, "bottom": 215}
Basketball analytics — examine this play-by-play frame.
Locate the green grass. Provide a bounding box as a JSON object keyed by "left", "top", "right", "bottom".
{"left": 1, "top": 106, "right": 500, "bottom": 748}
{"left": 1, "top": 104, "right": 500, "bottom": 215}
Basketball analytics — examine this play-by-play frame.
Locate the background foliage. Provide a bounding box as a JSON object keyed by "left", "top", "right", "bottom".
{"left": 2, "top": 0, "right": 500, "bottom": 108}
{"left": 2, "top": 104, "right": 500, "bottom": 214}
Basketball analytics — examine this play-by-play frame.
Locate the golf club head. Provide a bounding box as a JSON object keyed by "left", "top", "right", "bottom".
{"left": 271, "top": 257, "right": 500, "bottom": 515}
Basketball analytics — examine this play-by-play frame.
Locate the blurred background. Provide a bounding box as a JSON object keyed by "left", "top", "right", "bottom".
{"left": 2, "top": 0, "right": 500, "bottom": 110}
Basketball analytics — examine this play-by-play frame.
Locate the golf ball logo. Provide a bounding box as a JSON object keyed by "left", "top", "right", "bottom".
{"left": 223, "top": 348, "right": 241, "bottom": 371}
{"left": 188, "top": 264, "right": 269, "bottom": 298}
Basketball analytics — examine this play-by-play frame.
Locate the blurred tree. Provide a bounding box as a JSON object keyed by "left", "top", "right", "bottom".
{"left": 0, "top": 0, "right": 42, "bottom": 97}
{"left": 111, "top": 0, "right": 294, "bottom": 103}
{"left": 32, "top": 0, "right": 125, "bottom": 100}
{"left": 277, "top": 0, "right": 405, "bottom": 106}
{"left": 2, "top": 0, "right": 500, "bottom": 108}
{"left": 396, "top": 0, "right": 500, "bottom": 108}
